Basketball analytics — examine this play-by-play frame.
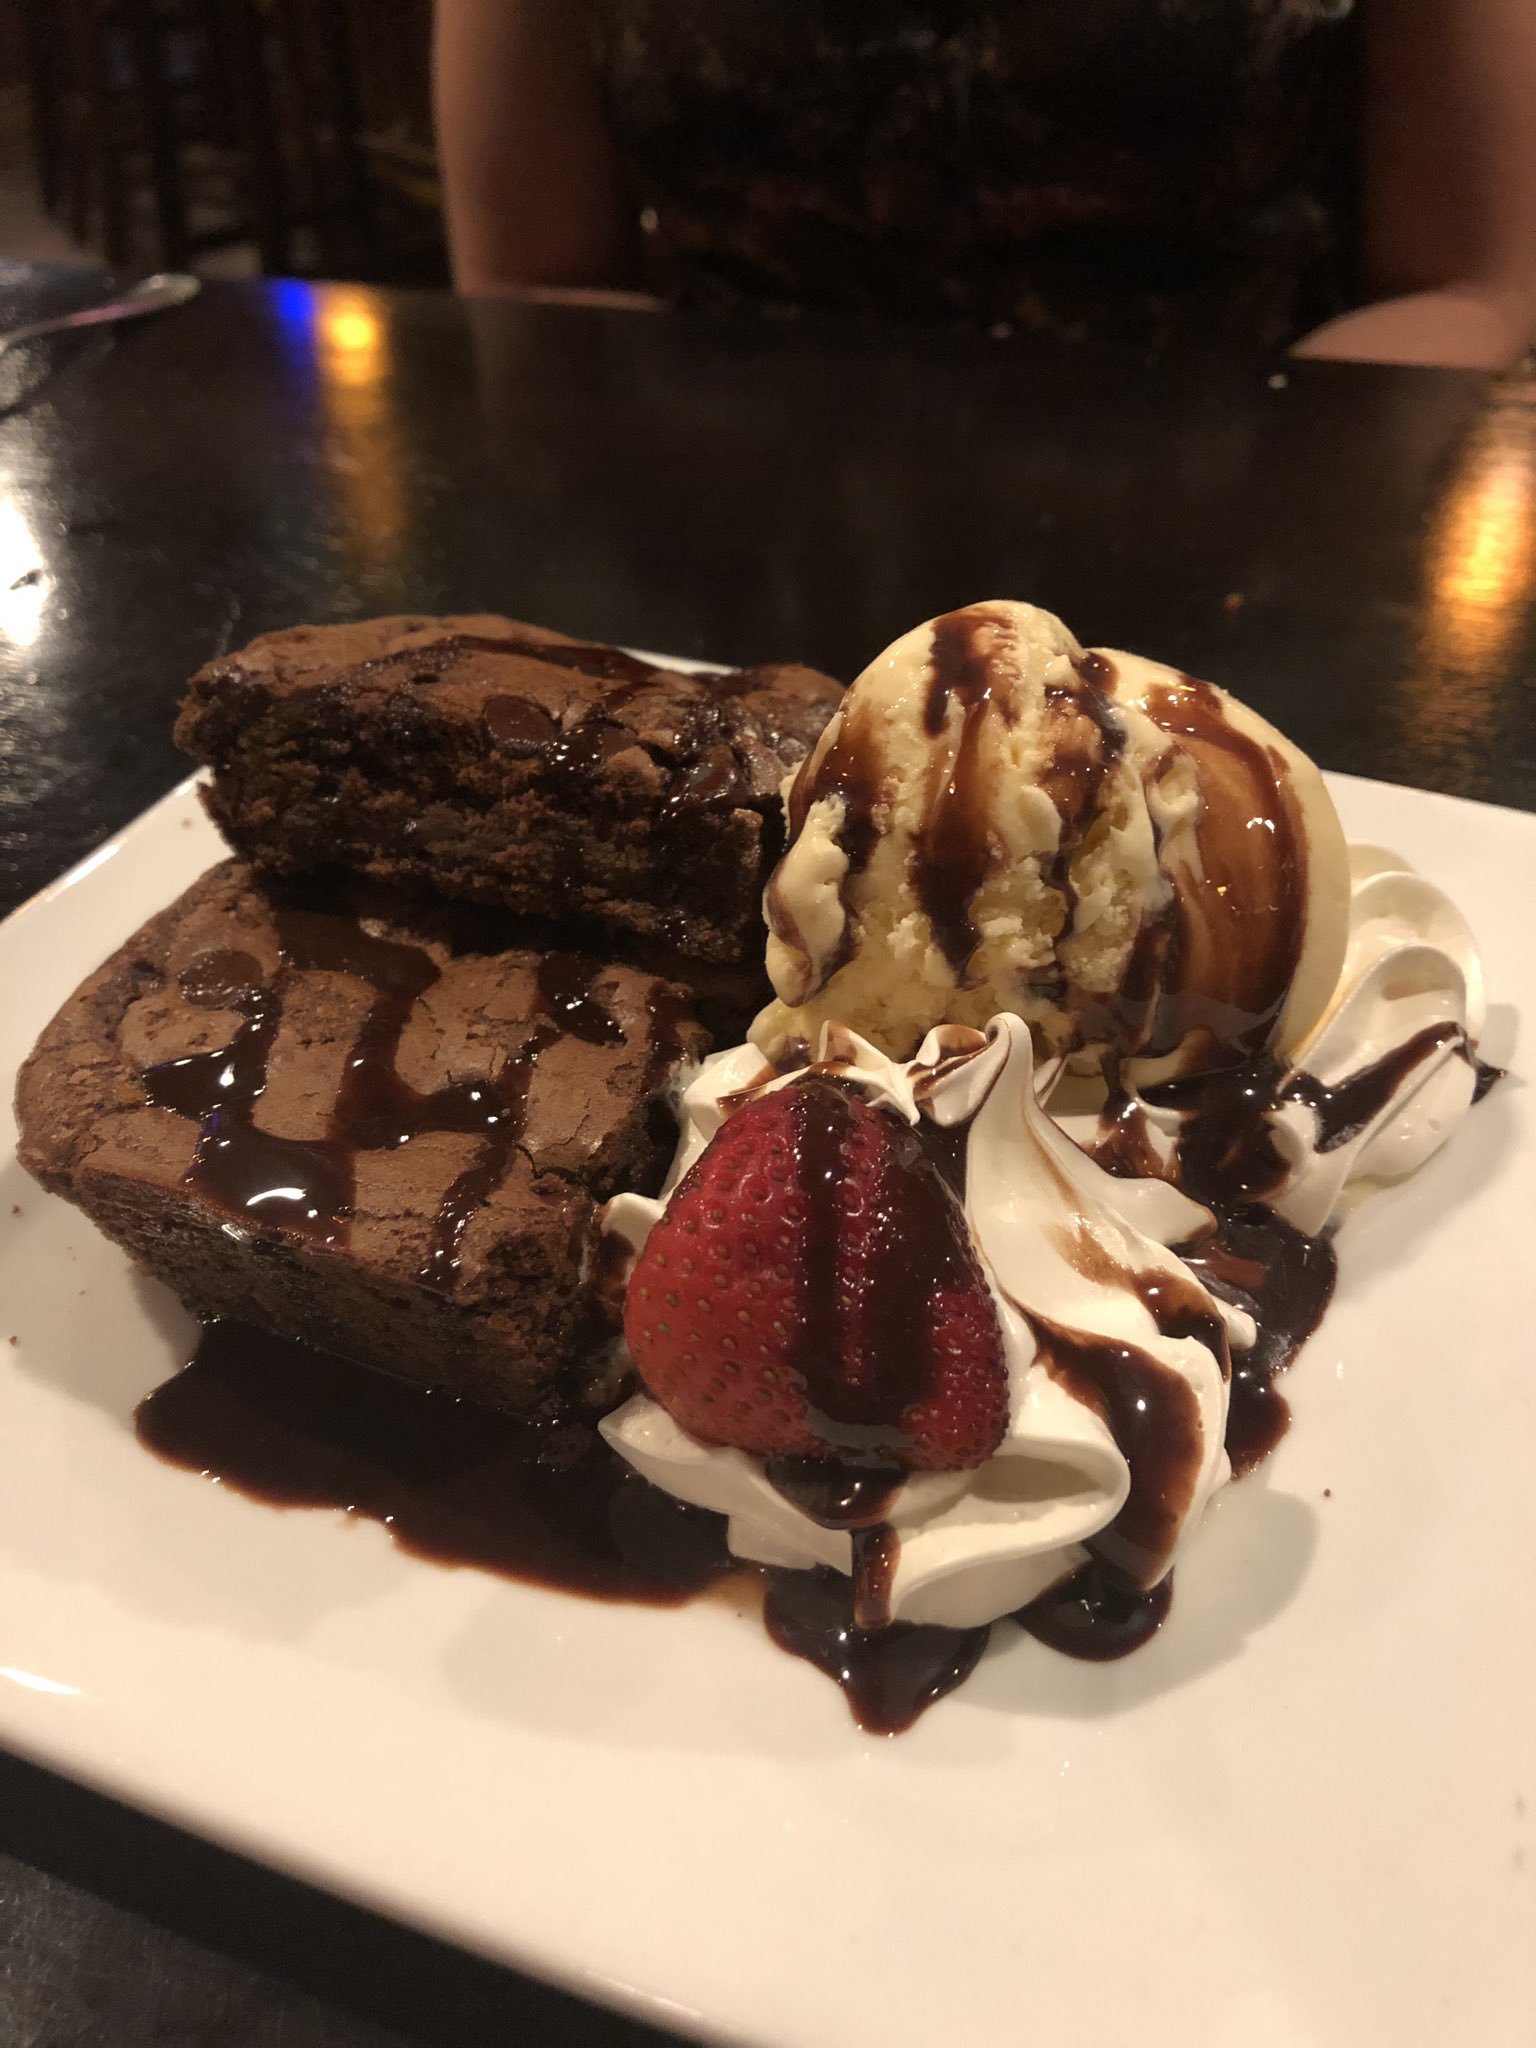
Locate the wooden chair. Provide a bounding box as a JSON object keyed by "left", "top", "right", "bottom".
{"left": 19, "top": 0, "right": 438, "bottom": 281}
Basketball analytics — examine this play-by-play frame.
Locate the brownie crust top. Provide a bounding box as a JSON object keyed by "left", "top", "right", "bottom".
{"left": 178, "top": 613, "right": 841, "bottom": 814}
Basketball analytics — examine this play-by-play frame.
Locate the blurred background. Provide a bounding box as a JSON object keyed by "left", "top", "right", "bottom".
{"left": 2, "top": 0, "right": 443, "bottom": 283}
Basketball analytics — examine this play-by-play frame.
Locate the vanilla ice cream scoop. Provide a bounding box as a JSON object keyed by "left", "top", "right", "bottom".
{"left": 753, "top": 602, "right": 1349, "bottom": 1077}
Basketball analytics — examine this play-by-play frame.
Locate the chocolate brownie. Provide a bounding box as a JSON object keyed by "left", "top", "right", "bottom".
{"left": 15, "top": 861, "right": 708, "bottom": 1413}
{"left": 176, "top": 614, "right": 842, "bottom": 964}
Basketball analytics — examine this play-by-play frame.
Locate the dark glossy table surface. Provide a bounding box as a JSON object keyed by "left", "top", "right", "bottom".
{"left": 1, "top": 263, "right": 1534, "bottom": 2047}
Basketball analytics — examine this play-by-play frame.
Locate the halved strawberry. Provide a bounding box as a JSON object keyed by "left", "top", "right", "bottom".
{"left": 623, "top": 1079, "right": 1007, "bottom": 1471}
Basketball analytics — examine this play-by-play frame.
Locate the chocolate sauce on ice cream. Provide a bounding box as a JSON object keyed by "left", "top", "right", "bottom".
{"left": 755, "top": 603, "right": 1350, "bottom": 1074}
{"left": 1131, "top": 674, "right": 1311, "bottom": 1063}
{"left": 908, "top": 608, "right": 1128, "bottom": 983}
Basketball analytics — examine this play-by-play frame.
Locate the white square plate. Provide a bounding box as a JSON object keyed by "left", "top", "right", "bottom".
{"left": 2, "top": 771, "right": 1532, "bottom": 2048}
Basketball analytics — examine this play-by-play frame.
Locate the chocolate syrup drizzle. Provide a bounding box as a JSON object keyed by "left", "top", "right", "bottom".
{"left": 911, "top": 609, "right": 1127, "bottom": 979}
{"left": 764, "top": 1453, "right": 904, "bottom": 1629}
{"left": 910, "top": 607, "right": 1015, "bottom": 977}
{"left": 757, "top": 1079, "right": 996, "bottom": 1470}
{"left": 1179, "top": 1209, "right": 1334, "bottom": 1474}
{"left": 1062, "top": 670, "right": 1313, "bottom": 1069}
{"left": 142, "top": 913, "right": 641, "bottom": 1290}
{"left": 1025, "top": 1314, "right": 1205, "bottom": 1588}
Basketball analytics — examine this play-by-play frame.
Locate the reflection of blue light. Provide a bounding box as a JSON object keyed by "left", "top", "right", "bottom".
{"left": 270, "top": 277, "right": 317, "bottom": 329}
{"left": 268, "top": 278, "right": 319, "bottom": 375}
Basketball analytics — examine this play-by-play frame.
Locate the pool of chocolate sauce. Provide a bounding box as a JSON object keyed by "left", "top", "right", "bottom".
{"left": 137, "top": 1323, "right": 736, "bottom": 1604}
{"left": 763, "top": 1568, "right": 990, "bottom": 1735}
{"left": 137, "top": 1323, "right": 994, "bottom": 1734}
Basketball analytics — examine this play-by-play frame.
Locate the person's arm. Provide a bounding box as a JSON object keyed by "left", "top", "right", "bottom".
{"left": 432, "top": 0, "right": 633, "bottom": 293}
{"left": 1297, "top": 0, "right": 1536, "bottom": 367}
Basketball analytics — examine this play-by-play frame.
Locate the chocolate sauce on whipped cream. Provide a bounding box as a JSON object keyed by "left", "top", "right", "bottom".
{"left": 1025, "top": 1313, "right": 1204, "bottom": 1589}
{"left": 765, "top": 1453, "right": 905, "bottom": 1629}
{"left": 1179, "top": 1208, "right": 1334, "bottom": 1473}
{"left": 1278, "top": 1020, "right": 1486, "bottom": 1152}
{"left": 764, "top": 1454, "right": 903, "bottom": 1532}
{"left": 143, "top": 914, "right": 634, "bottom": 1287}
{"left": 1090, "top": 1053, "right": 1337, "bottom": 1472}
{"left": 1090, "top": 1004, "right": 1501, "bottom": 1476}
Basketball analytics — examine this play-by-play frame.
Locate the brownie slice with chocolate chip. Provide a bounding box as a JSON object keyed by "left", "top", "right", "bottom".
{"left": 175, "top": 613, "right": 842, "bottom": 964}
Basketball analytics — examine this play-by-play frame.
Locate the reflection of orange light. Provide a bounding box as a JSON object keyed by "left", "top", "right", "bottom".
{"left": 1421, "top": 382, "right": 1536, "bottom": 679}
{"left": 324, "top": 307, "right": 382, "bottom": 357}
{"left": 314, "top": 288, "right": 402, "bottom": 565}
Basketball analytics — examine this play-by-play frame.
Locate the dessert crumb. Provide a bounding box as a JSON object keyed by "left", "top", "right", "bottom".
{"left": 7, "top": 1335, "right": 17, "bottom": 1346}
{"left": 9, "top": 1204, "right": 20, "bottom": 1216}
{"left": 1223, "top": 591, "right": 1245, "bottom": 613}
{"left": 1322, "top": 1487, "right": 1332, "bottom": 1499}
